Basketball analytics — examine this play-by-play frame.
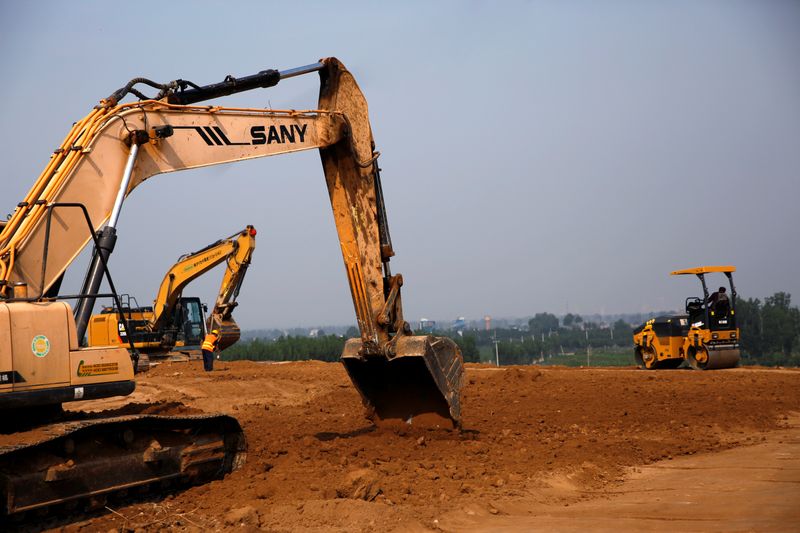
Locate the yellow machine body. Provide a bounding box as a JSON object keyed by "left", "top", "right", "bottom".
{"left": 633, "top": 265, "right": 740, "bottom": 370}
{"left": 0, "top": 301, "right": 134, "bottom": 405}
{"left": 633, "top": 318, "right": 740, "bottom": 370}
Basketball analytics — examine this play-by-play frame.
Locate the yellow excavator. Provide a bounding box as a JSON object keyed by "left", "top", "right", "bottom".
{"left": 633, "top": 266, "right": 740, "bottom": 370}
{"left": 88, "top": 225, "right": 257, "bottom": 358}
{"left": 0, "top": 58, "right": 463, "bottom": 516}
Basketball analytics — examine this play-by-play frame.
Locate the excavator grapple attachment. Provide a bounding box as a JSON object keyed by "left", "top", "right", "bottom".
{"left": 341, "top": 335, "right": 464, "bottom": 428}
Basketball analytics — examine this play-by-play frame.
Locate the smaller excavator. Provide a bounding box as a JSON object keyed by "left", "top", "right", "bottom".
{"left": 633, "top": 266, "right": 740, "bottom": 370}
{"left": 87, "top": 226, "right": 256, "bottom": 358}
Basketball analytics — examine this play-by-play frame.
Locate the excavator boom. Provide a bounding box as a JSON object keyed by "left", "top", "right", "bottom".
{"left": 206, "top": 227, "right": 257, "bottom": 351}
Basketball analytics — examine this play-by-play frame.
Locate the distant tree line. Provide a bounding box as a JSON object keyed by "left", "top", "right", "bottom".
{"left": 735, "top": 292, "right": 800, "bottom": 366}
{"left": 443, "top": 314, "right": 634, "bottom": 366}
{"left": 223, "top": 331, "right": 483, "bottom": 364}
{"left": 222, "top": 334, "right": 346, "bottom": 362}
{"left": 222, "top": 292, "right": 800, "bottom": 367}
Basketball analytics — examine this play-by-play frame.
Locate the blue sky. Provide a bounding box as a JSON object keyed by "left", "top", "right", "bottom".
{"left": 1, "top": 1, "right": 798, "bottom": 328}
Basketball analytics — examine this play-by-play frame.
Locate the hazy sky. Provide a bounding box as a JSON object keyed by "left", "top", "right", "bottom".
{"left": 1, "top": 1, "right": 798, "bottom": 329}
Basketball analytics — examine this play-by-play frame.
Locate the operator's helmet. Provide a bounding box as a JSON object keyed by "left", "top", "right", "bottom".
{"left": 212, "top": 329, "right": 220, "bottom": 335}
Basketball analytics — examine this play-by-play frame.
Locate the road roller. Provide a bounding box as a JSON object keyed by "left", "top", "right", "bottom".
{"left": 633, "top": 266, "right": 740, "bottom": 370}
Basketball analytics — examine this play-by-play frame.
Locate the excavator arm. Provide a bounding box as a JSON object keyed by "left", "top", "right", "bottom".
{"left": 205, "top": 227, "right": 257, "bottom": 351}
{"left": 0, "top": 58, "right": 463, "bottom": 425}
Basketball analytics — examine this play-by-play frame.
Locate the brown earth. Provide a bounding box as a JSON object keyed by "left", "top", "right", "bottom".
{"left": 32, "top": 361, "right": 800, "bottom": 532}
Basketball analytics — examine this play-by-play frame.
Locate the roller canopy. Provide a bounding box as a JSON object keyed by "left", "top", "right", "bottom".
{"left": 670, "top": 266, "right": 736, "bottom": 276}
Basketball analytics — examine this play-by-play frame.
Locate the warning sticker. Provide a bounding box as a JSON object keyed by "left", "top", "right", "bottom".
{"left": 77, "top": 360, "right": 119, "bottom": 377}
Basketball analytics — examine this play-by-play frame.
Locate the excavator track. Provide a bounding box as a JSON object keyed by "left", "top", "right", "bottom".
{"left": 0, "top": 413, "right": 245, "bottom": 517}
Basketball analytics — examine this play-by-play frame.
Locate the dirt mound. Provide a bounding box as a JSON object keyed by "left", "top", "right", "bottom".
{"left": 41, "top": 362, "right": 800, "bottom": 531}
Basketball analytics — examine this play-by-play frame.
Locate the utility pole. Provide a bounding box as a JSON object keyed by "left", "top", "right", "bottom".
{"left": 586, "top": 329, "right": 590, "bottom": 367}
{"left": 492, "top": 330, "right": 500, "bottom": 367}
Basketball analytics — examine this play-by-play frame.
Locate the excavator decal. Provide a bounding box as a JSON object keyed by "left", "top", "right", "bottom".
{"left": 251, "top": 124, "right": 308, "bottom": 144}
{"left": 171, "top": 125, "right": 249, "bottom": 146}
{"left": 31, "top": 335, "right": 50, "bottom": 357}
{"left": 0, "top": 371, "right": 25, "bottom": 383}
{"left": 182, "top": 248, "right": 226, "bottom": 272}
{"left": 172, "top": 124, "right": 307, "bottom": 146}
{"left": 77, "top": 360, "right": 119, "bottom": 377}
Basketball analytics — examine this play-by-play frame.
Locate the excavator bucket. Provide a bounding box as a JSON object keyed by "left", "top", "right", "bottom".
{"left": 208, "top": 314, "right": 241, "bottom": 352}
{"left": 341, "top": 335, "right": 464, "bottom": 428}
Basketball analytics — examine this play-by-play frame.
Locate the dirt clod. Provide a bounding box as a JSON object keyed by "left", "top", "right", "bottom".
{"left": 223, "top": 505, "right": 258, "bottom": 526}
{"left": 336, "top": 468, "right": 382, "bottom": 501}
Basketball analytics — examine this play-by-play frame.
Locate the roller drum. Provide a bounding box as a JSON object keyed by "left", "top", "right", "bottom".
{"left": 689, "top": 346, "right": 740, "bottom": 370}
{"left": 703, "top": 347, "right": 740, "bottom": 370}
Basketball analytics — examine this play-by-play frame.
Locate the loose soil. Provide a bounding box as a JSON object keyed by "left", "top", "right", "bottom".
{"left": 28, "top": 361, "right": 800, "bottom": 531}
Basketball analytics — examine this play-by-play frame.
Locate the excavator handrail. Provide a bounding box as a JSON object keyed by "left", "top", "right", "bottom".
{"left": 7, "top": 202, "right": 140, "bottom": 362}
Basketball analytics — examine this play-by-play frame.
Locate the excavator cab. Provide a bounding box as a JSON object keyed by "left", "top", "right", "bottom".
{"left": 172, "top": 296, "right": 207, "bottom": 350}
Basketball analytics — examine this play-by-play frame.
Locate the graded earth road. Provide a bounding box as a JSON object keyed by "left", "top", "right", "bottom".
{"left": 41, "top": 361, "right": 800, "bottom": 532}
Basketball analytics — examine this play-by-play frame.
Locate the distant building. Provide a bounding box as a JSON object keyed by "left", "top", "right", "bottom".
{"left": 418, "top": 318, "right": 437, "bottom": 333}
{"left": 452, "top": 317, "right": 466, "bottom": 331}
{"left": 484, "top": 315, "right": 492, "bottom": 331}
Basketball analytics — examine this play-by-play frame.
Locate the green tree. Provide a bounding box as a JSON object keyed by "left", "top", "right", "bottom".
{"left": 762, "top": 292, "right": 800, "bottom": 356}
{"left": 737, "top": 293, "right": 800, "bottom": 366}
{"left": 735, "top": 296, "right": 763, "bottom": 357}
{"left": 612, "top": 319, "right": 633, "bottom": 343}
{"left": 528, "top": 313, "right": 559, "bottom": 336}
{"left": 453, "top": 334, "right": 480, "bottom": 363}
